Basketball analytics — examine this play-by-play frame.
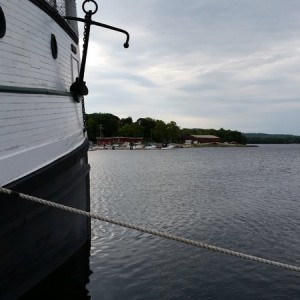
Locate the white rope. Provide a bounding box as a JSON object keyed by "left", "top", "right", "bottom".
{"left": 1, "top": 187, "right": 299, "bottom": 272}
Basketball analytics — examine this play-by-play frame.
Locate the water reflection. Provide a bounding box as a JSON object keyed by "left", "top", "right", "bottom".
{"left": 20, "top": 145, "right": 300, "bottom": 299}
{"left": 20, "top": 242, "right": 92, "bottom": 300}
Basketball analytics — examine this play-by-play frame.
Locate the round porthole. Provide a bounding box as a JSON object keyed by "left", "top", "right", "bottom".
{"left": 51, "top": 34, "right": 58, "bottom": 59}
{"left": 0, "top": 6, "right": 6, "bottom": 38}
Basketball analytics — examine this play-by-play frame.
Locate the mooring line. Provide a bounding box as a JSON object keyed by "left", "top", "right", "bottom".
{"left": 1, "top": 187, "right": 299, "bottom": 272}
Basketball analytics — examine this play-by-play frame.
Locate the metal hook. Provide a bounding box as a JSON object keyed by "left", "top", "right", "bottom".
{"left": 65, "top": 2, "right": 130, "bottom": 102}
{"left": 65, "top": 16, "right": 130, "bottom": 49}
{"left": 82, "top": 0, "right": 98, "bottom": 15}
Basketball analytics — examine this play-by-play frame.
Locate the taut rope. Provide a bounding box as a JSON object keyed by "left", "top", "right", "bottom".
{"left": 1, "top": 187, "right": 299, "bottom": 272}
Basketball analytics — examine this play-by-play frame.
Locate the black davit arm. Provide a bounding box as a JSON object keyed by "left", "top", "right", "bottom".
{"left": 65, "top": 0, "right": 130, "bottom": 102}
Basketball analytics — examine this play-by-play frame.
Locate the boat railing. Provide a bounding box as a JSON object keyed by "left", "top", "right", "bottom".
{"left": 45, "top": 0, "right": 66, "bottom": 16}
{"left": 44, "top": 0, "right": 79, "bottom": 35}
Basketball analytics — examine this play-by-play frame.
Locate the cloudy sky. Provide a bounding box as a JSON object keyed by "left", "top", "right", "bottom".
{"left": 78, "top": 0, "right": 300, "bottom": 134}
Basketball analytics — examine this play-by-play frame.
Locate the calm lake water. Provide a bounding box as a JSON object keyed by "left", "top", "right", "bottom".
{"left": 23, "top": 145, "right": 300, "bottom": 299}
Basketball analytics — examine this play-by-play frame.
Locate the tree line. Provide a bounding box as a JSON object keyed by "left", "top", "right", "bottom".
{"left": 86, "top": 113, "right": 247, "bottom": 144}
{"left": 244, "top": 133, "right": 300, "bottom": 144}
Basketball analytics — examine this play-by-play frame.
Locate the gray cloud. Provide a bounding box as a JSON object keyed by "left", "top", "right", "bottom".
{"left": 79, "top": 0, "right": 300, "bottom": 134}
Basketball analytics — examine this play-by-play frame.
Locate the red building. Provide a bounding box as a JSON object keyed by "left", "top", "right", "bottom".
{"left": 96, "top": 137, "right": 143, "bottom": 146}
{"left": 182, "top": 134, "right": 220, "bottom": 144}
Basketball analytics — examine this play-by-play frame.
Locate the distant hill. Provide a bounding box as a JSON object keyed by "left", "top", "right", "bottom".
{"left": 244, "top": 133, "right": 300, "bottom": 144}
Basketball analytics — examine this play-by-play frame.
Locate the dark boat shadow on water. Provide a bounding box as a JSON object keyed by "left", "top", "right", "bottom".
{"left": 20, "top": 242, "right": 92, "bottom": 300}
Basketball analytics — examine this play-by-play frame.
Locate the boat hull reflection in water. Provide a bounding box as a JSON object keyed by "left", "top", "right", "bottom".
{"left": 20, "top": 242, "right": 92, "bottom": 300}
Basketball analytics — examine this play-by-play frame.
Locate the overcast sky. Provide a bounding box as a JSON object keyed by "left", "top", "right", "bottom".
{"left": 77, "top": 0, "right": 300, "bottom": 134}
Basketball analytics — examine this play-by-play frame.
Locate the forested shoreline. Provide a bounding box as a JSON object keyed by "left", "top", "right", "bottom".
{"left": 244, "top": 133, "right": 300, "bottom": 144}
{"left": 86, "top": 113, "right": 247, "bottom": 144}
{"left": 86, "top": 113, "right": 300, "bottom": 145}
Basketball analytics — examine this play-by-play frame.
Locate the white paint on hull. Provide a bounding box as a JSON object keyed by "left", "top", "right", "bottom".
{"left": 0, "top": 0, "right": 87, "bottom": 186}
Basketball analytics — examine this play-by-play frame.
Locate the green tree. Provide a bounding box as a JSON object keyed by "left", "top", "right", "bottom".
{"left": 153, "top": 120, "right": 167, "bottom": 143}
{"left": 86, "top": 116, "right": 99, "bottom": 142}
{"left": 136, "top": 117, "right": 156, "bottom": 142}
{"left": 86, "top": 113, "right": 120, "bottom": 142}
{"left": 119, "top": 117, "right": 133, "bottom": 127}
{"left": 118, "top": 123, "right": 143, "bottom": 137}
{"left": 166, "top": 121, "right": 180, "bottom": 143}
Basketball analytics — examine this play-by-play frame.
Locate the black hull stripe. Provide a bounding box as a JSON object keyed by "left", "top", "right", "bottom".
{"left": 0, "top": 85, "right": 71, "bottom": 96}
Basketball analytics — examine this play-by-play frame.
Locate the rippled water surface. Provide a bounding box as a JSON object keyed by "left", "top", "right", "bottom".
{"left": 86, "top": 145, "right": 300, "bottom": 299}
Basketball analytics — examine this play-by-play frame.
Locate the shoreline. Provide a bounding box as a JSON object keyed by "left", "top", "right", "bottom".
{"left": 89, "top": 143, "right": 258, "bottom": 151}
